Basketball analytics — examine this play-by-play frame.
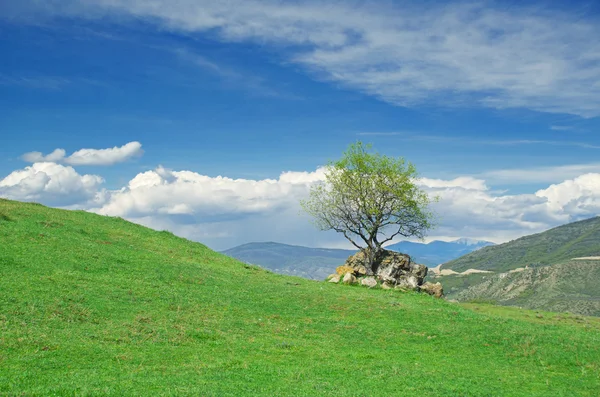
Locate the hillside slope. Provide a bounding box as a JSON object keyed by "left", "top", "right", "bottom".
{"left": 222, "top": 242, "right": 354, "bottom": 280}
{"left": 452, "top": 260, "right": 600, "bottom": 316}
{"left": 442, "top": 216, "right": 600, "bottom": 273}
{"left": 1, "top": 199, "right": 599, "bottom": 396}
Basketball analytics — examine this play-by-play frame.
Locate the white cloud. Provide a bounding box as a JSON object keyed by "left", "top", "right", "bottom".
{"left": 3, "top": 158, "right": 600, "bottom": 250}
{"left": 419, "top": 177, "right": 488, "bottom": 191}
{"left": 550, "top": 125, "right": 574, "bottom": 131}
{"left": 84, "top": 165, "right": 599, "bottom": 250}
{"left": 94, "top": 165, "right": 321, "bottom": 218}
{"left": 22, "top": 148, "right": 67, "bottom": 163}
{"left": 0, "top": 162, "right": 105, "bottom": 206}
{"left": 13, "top": 0, "right": 600, "bottom": 117}
{"left": 482, "top": 163, "right": 600, "bottom": 184}
{"left": 536, "top": 174, "right": 600, "bottom": 219}
{"left": 21, "top": 141, "right": 143, "bottom": 166}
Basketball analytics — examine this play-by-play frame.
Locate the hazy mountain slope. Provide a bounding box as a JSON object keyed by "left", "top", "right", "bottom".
{"left": 224, "top": 239, "right": 494, "bottom": 279}
{"left": 442, "top": 216, "right": 600, "bottom": 273}
{"left": 222, "top": 242, "right": 355, "bottom": 280}
{"left": 452, "top": 259, "right": 600, "bottom": 316}
{"left": 2, "top": 198, "right": 599, "bottom": 395}
{"left": 386, "top": 239, "right": 494, "bottom": 266}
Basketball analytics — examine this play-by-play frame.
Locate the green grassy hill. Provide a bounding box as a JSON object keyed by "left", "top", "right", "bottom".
{"left": 442, "top": 216, "right": 600, "bottom": 273}
{"left": 450, "top": 259, "right": 600, "bottom": 316}
{"left": 1, "top": 199, "right": 600, "bottom": 396}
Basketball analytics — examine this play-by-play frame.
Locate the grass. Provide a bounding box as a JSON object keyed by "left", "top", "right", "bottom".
{"left": 1, "top": 198, "right": 600, "bottom": 396}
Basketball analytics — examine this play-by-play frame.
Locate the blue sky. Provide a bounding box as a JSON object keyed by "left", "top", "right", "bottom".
{"left": 2, "top": 0, "right": 600, "bottom": 250}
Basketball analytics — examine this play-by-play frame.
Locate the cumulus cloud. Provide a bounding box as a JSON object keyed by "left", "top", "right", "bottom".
{"left": 21, "top": 141, "right": 143, "bottom": 166}
{"left": 3, "top": 158, "right": 600, "bottom": 250}
{"left": 11, "top": 0, "right": 600, "bottom": 117}
{"left": 536, "top": 174, "right": 600, "bottom": 219}
{"left": 83, "top": 165, "right": 600, "bottom": 250}
{"left": 22, "top": 148, "right": 67, "bottom": 163}
{"left": 0, "top": 162, "right": 105, "bottom": 206}
{"left": 94, "top": 166, "right": 324, "bottom": 219}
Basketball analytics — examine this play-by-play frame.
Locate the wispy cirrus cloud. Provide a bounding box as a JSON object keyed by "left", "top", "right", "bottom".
{"left": 22, "top": 141, "right": 144, "bottom": 166}
{"left": 550, "top": 125, "right": 575, "bottom": 131}
{"left": 6, "top": 0, "right": 600, "bottom": 117}
{"left": 0, "top": 74, "right": 72, "bottom": 90}
{"left": 482, "top": 163, "right": 600, "bottom": 184}
{"left": 0, "top": 73, "right": 107, "bottom": 90}
{"left": 356, "top": 132, "right": 600, "bottom": 149}
{"left": 171, "top": 47, "right": 297, "bottom": 99}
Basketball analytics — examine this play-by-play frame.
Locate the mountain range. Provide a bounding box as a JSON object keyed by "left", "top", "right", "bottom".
{"left": 438, "top": 216, "right": 600, "bottom": 316}
{"left": 222, "top": 238, "right": 494, "bottom": 280}
{"left": 442, "top": 216, "right": 600, "bottom": 273}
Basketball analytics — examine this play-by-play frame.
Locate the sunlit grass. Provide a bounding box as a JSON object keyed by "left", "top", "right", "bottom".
{"left": 1, "top": 198, "right": 599, "bottom": 396}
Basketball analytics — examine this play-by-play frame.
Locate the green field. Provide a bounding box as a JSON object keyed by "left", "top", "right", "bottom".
{"left": 1, "top": 199, "right": 599, "bottom": 396}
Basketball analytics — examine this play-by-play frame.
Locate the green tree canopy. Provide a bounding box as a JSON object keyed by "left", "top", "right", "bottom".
{"left": 301, "top": 142, "right": 436, "bottom": 273}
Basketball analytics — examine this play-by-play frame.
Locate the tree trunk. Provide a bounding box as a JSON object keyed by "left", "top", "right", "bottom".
{"left": 362, "top": 246, "right": 381, "bottom": 276}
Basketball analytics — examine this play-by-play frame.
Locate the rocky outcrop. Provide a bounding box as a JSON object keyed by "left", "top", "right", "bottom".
{"left": 327, "top": 274, "right": 341, "bottom": 283}
{"left": 328, "top": 249, "right": 440, "bottom": 296}
{"left": 342, "top": 273, "right": 357, "bottom": 285}
{"left": 419, "top": 282, "right": 444, "bottom": 298}
{"left": 360, "top": 277, "right": 378, "bottom": 288}
{"left": 336, "top": 265, "right": 356, "bottom": 276}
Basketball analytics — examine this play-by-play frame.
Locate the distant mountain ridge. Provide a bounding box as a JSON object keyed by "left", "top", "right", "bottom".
{"left": 386, "top": 239, "right": 494, "bottom": 267}
{"left": 442, "top": 216, "right": 600, "bottom": 273}
{"left": 222, "top": 239, "right": 494, "bottom": 280}
{"left": 221, "top": 242, "right": 355, "bottom": 280}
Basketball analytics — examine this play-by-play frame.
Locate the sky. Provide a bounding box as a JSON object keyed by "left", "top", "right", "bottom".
{"left": 1, "top": 0, "right": 600, "bottom": 251}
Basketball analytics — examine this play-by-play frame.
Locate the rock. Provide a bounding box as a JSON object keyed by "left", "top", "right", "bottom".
{"left": 381, "top": 281, "right": 394, "bottom": 290}
{"left": 395, "top": 275, "right": 419, "bottom": 291}
{"left": 336, "top": 265, "right": 355, "bottom": 276}
{"left": 326, "top": 274, "right": 338, "bottom": 281}
{"left": 344, "top": 251, "right": 371, "bottom": 275}
{"left": 342, "top": 273, "right": 357, "bottom": 285}
{"left": 420, "top": 282, "right": 444, "bottom": 298}
{"left": 328, "top": 275, "right": 341, "bottom": 283}
{"left": 409, "top": 263, "right": 428, "bottom": 281}
{"left": 354, "top": 265, "right": 367, "bottom": 275}
{"left": 375, "top": 251, "right": 412, "bottom": 281}
{"left": 361, "top": 277, "right": 377, "bottom": 288}
{"left": 342, "top": 249, "right": 438, "bottom": 292}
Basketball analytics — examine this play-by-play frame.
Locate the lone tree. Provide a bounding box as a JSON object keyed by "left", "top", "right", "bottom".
{"left": 301, "top": 142, "right": 435, "bottom": 275}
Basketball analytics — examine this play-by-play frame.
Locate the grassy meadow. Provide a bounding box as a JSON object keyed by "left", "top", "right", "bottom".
{"left": 1, "top": 199, "right": 599, "bottom": 396}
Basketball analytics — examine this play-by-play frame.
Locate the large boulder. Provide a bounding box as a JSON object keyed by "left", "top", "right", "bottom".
{"left": 344, "top": 249, "right": 429, "bottom": 291}
{"left": 342, "top": 273, "right": 357, "bottom": 285}
{"left": 344, "top": 251, "right": 370, "bottom": 275}
{"left": 420, "top": 282, "right": 444, "bottom": 298}
{"left": 360, "top": 277, "right": 378, "bottom": 288}
{"left": 328, "top": 274, "right": 341, "bottom": 283}
{"left": 395, "top": 275, "right": 420, "bottom": 290}
{"left": 336, "top": 265, "right": 356, "bottom": 276}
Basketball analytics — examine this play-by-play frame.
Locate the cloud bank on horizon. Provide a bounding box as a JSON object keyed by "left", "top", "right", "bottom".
{"left": 2, "top": 141, "right": 600, "bottom": 250}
